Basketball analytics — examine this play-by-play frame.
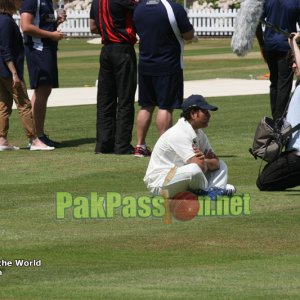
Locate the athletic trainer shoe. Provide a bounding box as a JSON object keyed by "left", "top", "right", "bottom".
{"left": 0, "top": 145, "right": 19, "bottom": 151}
{"left": 225, "top": 184, "right": 236, "bottom": 195}
{"left": 195, "top": 185, "right": 236, "bottom": 201}
{"left": 30, "top": 145, "right": 55, "bottom": 151}
{"left": 133, "top": 146, "right": 152, "bottom": 157}
{"left": 28, "top": 138, "right": 32, "bottom": 148}
{"left": 207, "top": 185, "right": 236, "bottom": 201}
{"left": 39, "top": 134, "right": 61, "bottom": 148}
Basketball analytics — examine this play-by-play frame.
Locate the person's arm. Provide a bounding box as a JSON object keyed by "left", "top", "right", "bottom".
{"left": 5, "top": 61, "right": 21, "bottom": 88}
{"left": 89, "top": 0, "right": 100, "bottom": 34}
{"left": 256, "top": 22, "right": 267, "bottom": 62}
{"left": 21, "top": 12, "right": 65, "bottom": 41}
{"left": 90, "top": 19, "right": 99, "bottom": 34}
{"left": 203, "top": 149, "right": 220, "bottom": 171}
{"left": 0, "top": 20, "right": 21, "bottom": 87}
{"left": 175, "top": 5, "right": 194, "bottom": 41}
{"left": 57, "top": 11, "right": 67, "bottom": 26}
{"left": 289, "top": 32, "right": 300, "bottom": 68}
{"left": 187, "top": 155, "right": 208, "bottom": 173}
{"left": 187, "top": 147, "right": 220, "bottom": 173}
{"left": 192, "top": 132, "right": 220, "bottom": 172}
{"left": 182, "top": 29, "right": 195, "bottom": 41}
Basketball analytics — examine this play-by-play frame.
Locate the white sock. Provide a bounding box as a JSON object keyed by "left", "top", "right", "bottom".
{"left": 137, "top": 144, "right": 147, "bottom": 149}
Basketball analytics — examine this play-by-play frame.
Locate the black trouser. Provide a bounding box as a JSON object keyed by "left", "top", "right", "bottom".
{"left": 257, "top": 151, "right": 300, "bottom": 191}
{"left": 95, "top": 43, "right": 137, "bottom": 154}
{"left": 265, "top": 50, "right": 294, "bottom": 121}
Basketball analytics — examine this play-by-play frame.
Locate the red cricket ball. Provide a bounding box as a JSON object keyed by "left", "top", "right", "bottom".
{"left": 170, "top": 191, "right": 199, "bottom": 221}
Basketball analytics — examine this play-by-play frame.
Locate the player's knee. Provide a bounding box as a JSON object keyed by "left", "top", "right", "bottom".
{"left": 189, "top": 163, "right": 204, "bottom": 176}
{"left": 219, "top": 160, "right": 228, "bottom": 172}
{"left": 256, "top": 174, "right": 275, "bottom": 191}
{"left": 256, "top": 176, "right": 264, "bottom": 190}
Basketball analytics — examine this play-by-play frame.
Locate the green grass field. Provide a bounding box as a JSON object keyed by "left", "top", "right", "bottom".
{"left": 1, "top": 39, "right": 300, "bottom": 299}
{"left": 23, "top": 38, "right": 269, "bottom": 87}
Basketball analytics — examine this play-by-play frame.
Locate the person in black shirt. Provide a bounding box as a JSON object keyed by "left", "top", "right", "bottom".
{"left": 256, "top": 0, "right": 300, "bottom": 121}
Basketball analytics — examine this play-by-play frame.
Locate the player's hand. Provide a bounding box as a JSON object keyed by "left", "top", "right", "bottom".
{"left": 184, "top": 36, "right": 198, "bottom": 45}
{"left": 204, "top": 149, "right": 218, "bottom": 159}
{"left": 289, "top": 32, "right": 299, "bottom": 45}
{"left": 192, "top": 36, "right": 198, "bottom": 43}
{"left": 291, "top": 32, "right": 300, "bottom": 43}
{"left": 12, "top": 73, "right": 21, "bottom": 88}
{"left": 289, "top": 32, "right": 296, "bottom": 46}
{"left": 193, "top": 146, "right": 205, "bottom": 160}
{"left": 57, "top": 10, "right": 67, "bottom": 25}
{"left": 198, "top": 158, "right": 208, "bottom": 173}
{"left": 51, "top": 31, "right": 66, "bottom": 41}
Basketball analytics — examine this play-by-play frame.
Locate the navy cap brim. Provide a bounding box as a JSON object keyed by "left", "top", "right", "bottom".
{"left": 181, "top": 94, "right": 219, "bottom": 111}
{"left": 199, "top": 103, "right": 218, "bottom": 111}
{"left": 185, "top": 103, "right": 218, "bottom": 111}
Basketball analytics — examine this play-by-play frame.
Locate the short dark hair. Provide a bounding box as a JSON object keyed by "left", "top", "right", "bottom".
{"left": 180, "top": 107, "right": 201, "bottom": 121}
{"left": 0, "top": 0, "right": 17, "bottom": 15}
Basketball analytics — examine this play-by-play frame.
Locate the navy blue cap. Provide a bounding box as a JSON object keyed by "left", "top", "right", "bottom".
{"left": 182, "top": 95, "right": 218, "bottom": 112}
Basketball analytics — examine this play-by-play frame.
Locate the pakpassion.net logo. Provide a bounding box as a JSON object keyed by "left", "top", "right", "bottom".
{"left": 55, "top": 192, "right": 251, "bottom": 220}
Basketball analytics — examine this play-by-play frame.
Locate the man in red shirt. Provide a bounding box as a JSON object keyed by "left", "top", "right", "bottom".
{"left": 90, "top": 0, "right": 138, "bottom": 154}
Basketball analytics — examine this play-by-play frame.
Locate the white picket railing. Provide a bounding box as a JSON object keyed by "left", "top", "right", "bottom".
{"left": 188, "top": 9, "right": 237, "bottom": 36}
{"left": 59, "top": 10, "right": 91, "bottom": 36}
{"left": 13, "top": 10, "right": 92, "bottom": 37}
{"left": 14, "top": 9, "right": 238, "bottom": 37}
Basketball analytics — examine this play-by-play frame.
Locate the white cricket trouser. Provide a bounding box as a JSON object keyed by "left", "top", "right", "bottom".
{"left": 152, "top": 161, "right": 228, "bottom": 198}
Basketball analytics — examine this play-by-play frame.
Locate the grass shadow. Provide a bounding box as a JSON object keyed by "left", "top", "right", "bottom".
{"left": 285, "top": 189, "right": 300, "bottom": 193}
{"left": 60, "top": 137, "right": 95, "bottom": 148}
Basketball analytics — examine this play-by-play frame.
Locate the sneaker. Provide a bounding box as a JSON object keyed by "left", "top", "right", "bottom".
{"left": 28, "top": 138, "right": 32, "bottom": 148}
{"left": 0, "top": 145, "right": 19, "bottom": 151}
{"left": 39, "top": 134, "right": 61, "bottom": 148}
{"left": 30, "top": 145, "right": 55, "bottom": 151}
{"left": 193, "top": 189, "right": 207, "bottom": 196}
{"left": 133, "top": 146, "right": 152, "bottom": 157}
{"left": 203, "top": 186, "right": 236, "bottom": 201}
{"left": 225, "top": 184, "right": 236, "bottom": 195}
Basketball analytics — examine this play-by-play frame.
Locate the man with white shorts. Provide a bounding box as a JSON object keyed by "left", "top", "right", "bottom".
{"left": 144, "top": 94, "right": 236, "bottom": 199}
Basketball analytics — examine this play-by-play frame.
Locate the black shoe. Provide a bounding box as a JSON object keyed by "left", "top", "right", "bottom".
{"left": 39, "top": 134, "right": 61, "bottom": 148}
{"left": 95, "top": 142, "right": 114, "bottom": 154}
{"left": 115, "top": 145, "right": 135, "bottom": 155}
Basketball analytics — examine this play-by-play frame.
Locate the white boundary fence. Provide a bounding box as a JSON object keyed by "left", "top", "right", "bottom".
{"left": 188, "top": 9, "right": 237, "bottom": 36}
{"left": 13, "top": 9, "right": 238, "bottom": 37}
{"left": 13, "top": 10, "right": 91, "bottom": 37}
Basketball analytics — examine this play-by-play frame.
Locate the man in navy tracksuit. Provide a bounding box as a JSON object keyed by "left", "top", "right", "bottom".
{"left": 256, "top": 0, "right": 300, "bottom": 121}
{"left": 90, "top": 0, "right": 138, "bottom": 155}
{"left": 133, "top": 0, "right": 194, "bottom": 157}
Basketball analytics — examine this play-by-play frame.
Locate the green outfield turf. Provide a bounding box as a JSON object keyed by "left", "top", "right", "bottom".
{"left": 1, "top": 93, "right": 300, "bottom": 299}
{"left": 24, "top": 38, "right": 269, "bottom": 87}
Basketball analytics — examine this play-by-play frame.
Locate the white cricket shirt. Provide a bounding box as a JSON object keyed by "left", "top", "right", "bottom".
{"left": 144, "top": 118, "right": 212, "bottom": 190}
